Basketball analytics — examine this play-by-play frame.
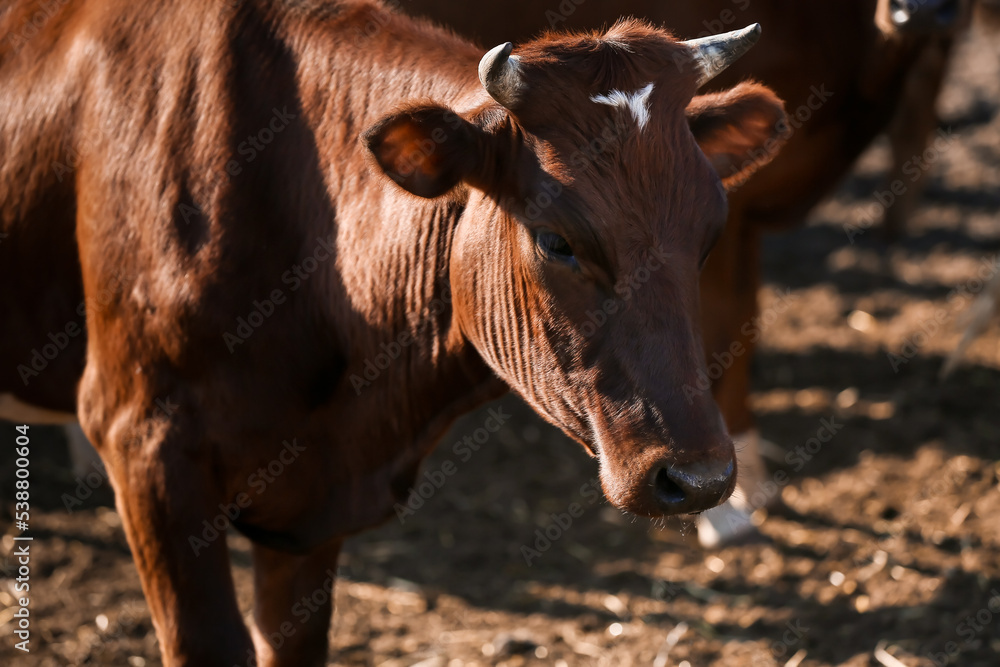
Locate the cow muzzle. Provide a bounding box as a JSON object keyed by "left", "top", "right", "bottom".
{"left": 599, "top": 441, "right": 737, "bottom": 517}
{"left": 889, "top": 0, "right": 963, "bottom": 33}
{"left": 651, "top": 456, "right": 735, "bottom": 515}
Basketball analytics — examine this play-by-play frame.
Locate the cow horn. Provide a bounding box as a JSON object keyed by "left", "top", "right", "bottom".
{"left": 479, "top": 42, "right": 522, "bottom": 108}
{"left": 682, "top": 23, "right": 762, "bottom": 87}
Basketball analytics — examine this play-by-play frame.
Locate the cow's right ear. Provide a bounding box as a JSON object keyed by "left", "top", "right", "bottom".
{"left": 363, "top": 105, "right": 481, "bottom": 198}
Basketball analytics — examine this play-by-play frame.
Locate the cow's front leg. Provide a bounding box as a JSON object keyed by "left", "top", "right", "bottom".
{"left": 697, "top": 220, "right": 769, "bottom": 547}
{"left": 250, "top": 539, "right": 343, "bottom": 667}
{"left": 95, "top": 422, "right": 254, "bottom": 666}
{"left": 883, "top": 36, "right": 952, "bottom": 240}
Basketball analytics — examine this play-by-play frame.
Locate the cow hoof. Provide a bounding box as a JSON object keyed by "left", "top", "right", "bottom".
{"left": 696, "top": 499, "right": 766, "bottom": 549}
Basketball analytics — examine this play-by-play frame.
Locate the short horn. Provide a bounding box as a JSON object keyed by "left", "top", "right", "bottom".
{"left": 682, "top": 23, "right": 762, "bottom": 87}
{"left": 479, "top": 42, "right": 522, "bottom": 108}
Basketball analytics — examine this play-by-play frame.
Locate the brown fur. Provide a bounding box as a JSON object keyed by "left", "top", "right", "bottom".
{"left": 0, "top": 1, "right": 787, "bottom": 663}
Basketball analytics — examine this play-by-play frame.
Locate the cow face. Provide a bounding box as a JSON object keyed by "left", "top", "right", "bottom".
{"left": 364, "top": 21, "right": 788, "bottom": 517}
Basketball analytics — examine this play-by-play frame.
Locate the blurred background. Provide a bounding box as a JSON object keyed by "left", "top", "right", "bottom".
{"left": 2, "top": 1, "right": 1000, "bottom": 666}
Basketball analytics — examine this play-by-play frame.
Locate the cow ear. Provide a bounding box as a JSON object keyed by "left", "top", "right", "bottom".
{"left": 363, "top": 105, "right": 480, "bottom": 198}
{"left": 686, "top": 82, "right": 789, "bottom": 190}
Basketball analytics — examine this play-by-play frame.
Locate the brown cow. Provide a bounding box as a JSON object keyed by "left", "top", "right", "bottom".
{"left": 404, "top": 0, "right": 971, "bottom": 546}
{"left": 0, "top": 0, "right": 787, "bottom": 664}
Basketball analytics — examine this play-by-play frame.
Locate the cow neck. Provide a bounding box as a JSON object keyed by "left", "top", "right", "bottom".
{"left": 251, "top": 3, "right": 505, "bottom": 469}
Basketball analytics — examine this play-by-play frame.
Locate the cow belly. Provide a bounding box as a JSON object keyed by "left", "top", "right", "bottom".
{"left": 221, "top": 378, "right": 505, "bottom": 553}
{"left": 228, "top": 445, "right": 415, "bottom": 554}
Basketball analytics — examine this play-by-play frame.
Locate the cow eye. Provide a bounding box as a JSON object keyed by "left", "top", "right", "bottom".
{"left": 535, "top": 231, "right": 577, "bottom": 266}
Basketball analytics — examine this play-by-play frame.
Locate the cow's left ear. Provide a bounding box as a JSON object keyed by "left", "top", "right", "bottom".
{"left": 686, "top": 82, "right": 790, "bottom": 190}
{"left": 363, "top": 104, "right": 481, "bottom": 198}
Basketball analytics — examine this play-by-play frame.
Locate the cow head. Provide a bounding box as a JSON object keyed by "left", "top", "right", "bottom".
{"left": 364, "top": 21, "right": 788, "bottom": 517}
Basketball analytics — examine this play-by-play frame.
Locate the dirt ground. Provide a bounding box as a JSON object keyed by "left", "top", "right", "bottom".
{"left": 2, "top": 18, "right": 1000, "bottom": 667}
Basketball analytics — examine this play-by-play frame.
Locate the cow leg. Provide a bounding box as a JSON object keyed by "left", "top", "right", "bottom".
{"left": 697, "top": 429, "right": 774, "bottom": 547}
{"left": 697, "top": 220, "right": 769, "bottom": 547}
{"left": 250, "top": 539, "right": 343, "bottom": 667}
{"left": 94, "top": 423, "right": 253, "bottom": 666}
{"left": 699, "top": 216, "right": 759, "bottom": 439}
{"left": 882, "top": 36, "right": 952, "bottom": 240}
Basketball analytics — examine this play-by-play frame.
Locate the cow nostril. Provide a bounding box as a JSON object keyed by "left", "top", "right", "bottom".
{"left": 650, "top": 459, "right": 734, "bottom": 515}
{"left": 654, "top": 467, "right": 687, "bottom": 506}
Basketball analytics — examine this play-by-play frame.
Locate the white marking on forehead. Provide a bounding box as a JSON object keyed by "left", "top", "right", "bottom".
{"left": 599, "top": 38, "right": 634, "bottom": 53}
{"left": 590, "top": 82, "right": 655, "bottom": 131}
